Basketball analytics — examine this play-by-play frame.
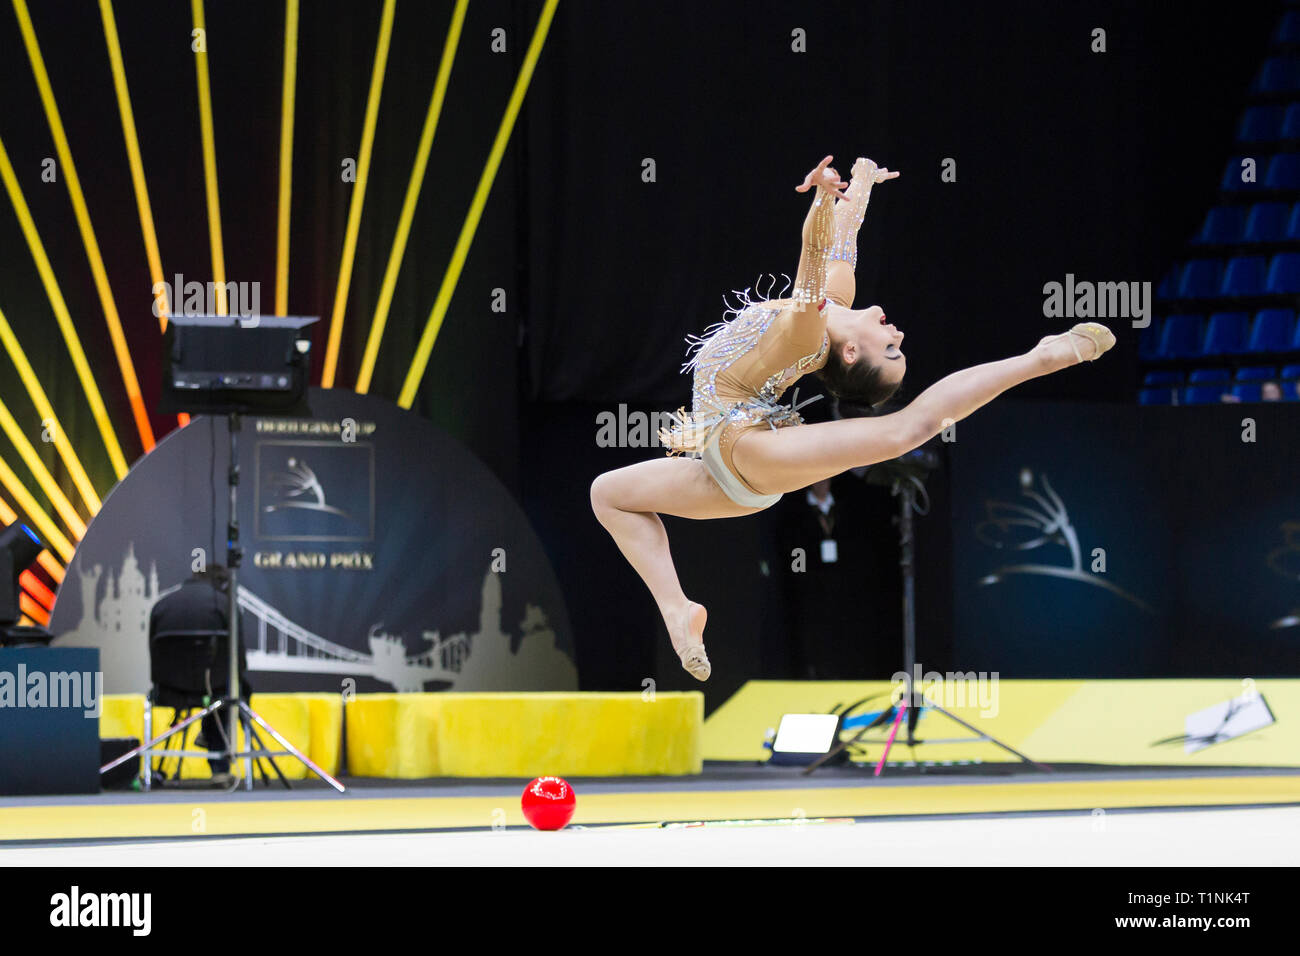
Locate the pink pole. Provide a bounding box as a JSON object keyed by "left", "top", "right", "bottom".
{"left": 874, "top": 700, "right": 908, "bottom": 778}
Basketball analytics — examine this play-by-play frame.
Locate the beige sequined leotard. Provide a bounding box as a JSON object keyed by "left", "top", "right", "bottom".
{"left": 661, "top": 161, "right": 880, "bottom": 501}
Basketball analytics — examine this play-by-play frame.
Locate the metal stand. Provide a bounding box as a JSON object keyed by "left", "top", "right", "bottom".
{"left": 101, "top": 694, "right": 342, "bottom": 791}
{"left": 804, "top": 459, "right": 1049, "bottom": 775}
{"left": 889, "top": 476, "right": 1046, "bottom": 770}
{"left": 100, "top": 413, "right": 345, "bottom": 792}
{"left": 225, "top": 412, "right": 246, "bottom": 786}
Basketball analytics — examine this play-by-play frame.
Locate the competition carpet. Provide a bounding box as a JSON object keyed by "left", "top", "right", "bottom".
{"left": 2, "top": 763, "right": 1297, "bottom": 844}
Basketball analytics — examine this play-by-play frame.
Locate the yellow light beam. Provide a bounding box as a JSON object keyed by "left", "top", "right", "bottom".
{"left": 0, "top": 154, "right": 109, "bottom": 510}
{"left": 99, "top": 0, "right": 169, "bottom": 330}
{"left": 399, "top": 0, "right": 559, "bottom": 408}
{"left": 20, "top": 569, "right": 55, "bottom": 612}
{"left": 12, "top": 0, "right": 155, "bottom": 460}
{"left": 100, "top": 0, "right": 188, "bottom": 433}
{"left": 275, "top": 0, "right": 299, "bottom": 316}
{"left": 0, "top": 395, "right": 87, "bottom": 539}
{"left": 0, "top": 455, "right": 74, "bottom": 563}
{"left": 0, "top": 495, "right": 64, "bottom": 583}
{"left": 356, "top": 0, "right": 468, "bottom": 395}
{"left": 19, "top": 594, "right": 47, "bottom": 627}
{"left": 321, "top": 0, "right": 396, "bottom": 388}
{"left": 35, "top": 555, "right": 63, "bottom": 585}
{"left": 191, "top": 0, "right": 228, "bottom": 316}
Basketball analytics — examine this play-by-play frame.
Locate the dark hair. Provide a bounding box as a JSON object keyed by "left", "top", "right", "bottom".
{"left": 815, "top": 347, "right": 902, "bottom": 418}
{"left": 191, "top": 565, "right": 230, "bottom": 590}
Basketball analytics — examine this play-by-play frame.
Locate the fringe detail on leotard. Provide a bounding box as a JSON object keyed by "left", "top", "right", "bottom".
{"left": 658, "top": 407, "right": 717, "bottom": 456}
{"left": 661, "top": 273, "right": 798, "bottom": 457}
{"left": 680, "top": 273, "right": 791, "bottom": 373}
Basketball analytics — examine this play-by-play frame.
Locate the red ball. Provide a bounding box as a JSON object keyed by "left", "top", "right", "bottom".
{"left": 521, "top": 776, "right": 576, "bottom": 830}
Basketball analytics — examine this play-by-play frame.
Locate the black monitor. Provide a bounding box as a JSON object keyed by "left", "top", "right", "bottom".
{"left": 0, "top": 523, "right": 43, "bottom": 627}
{"left": 161, "top": 314, "right": 318, "bottom": 416}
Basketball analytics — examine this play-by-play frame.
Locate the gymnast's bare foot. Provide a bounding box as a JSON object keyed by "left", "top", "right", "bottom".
{"left": 668, "top": 601, "right": 710, "bottom": 682}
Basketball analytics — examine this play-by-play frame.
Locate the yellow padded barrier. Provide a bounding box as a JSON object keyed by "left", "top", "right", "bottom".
{"left": 100, "top": 694, "right": 144, "bottom": 741}
{"left": 306, "top": 694, "right": 344, "bottom": 778}
{"left": 704, "top": 679, "right": 1300, "bottom": 766}
{"left": 345, "top": 692, "right": 442, "bottom": 778}
{"left": 345, "top": 692, "right": 703, "bottom": 778}
{"left": 99, "top": 693, "right": 342, "bottom": 779}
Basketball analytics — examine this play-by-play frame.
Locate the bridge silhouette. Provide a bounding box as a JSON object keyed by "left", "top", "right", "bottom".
{"left": 238, "top": 586, "right": 468, "bottom": 691}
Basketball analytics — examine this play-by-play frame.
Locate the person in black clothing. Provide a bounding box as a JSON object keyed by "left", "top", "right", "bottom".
{"left": 148, "top": 567, "right": 250, "bottom": 782}
{"left": 775, "top": 472, "right": 901, "bottom": 679}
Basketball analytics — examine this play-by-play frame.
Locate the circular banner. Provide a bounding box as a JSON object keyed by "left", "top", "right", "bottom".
{"left": 50, "top": 388, "right": 576, "bottom": 694}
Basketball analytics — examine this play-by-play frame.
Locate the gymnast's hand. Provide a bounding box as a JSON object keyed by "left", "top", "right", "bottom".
{"left": 796, "top": 155, "right": 850, "bottom": 200}
{"left": 850, "top": 156, "right": 901, "bottom": 185}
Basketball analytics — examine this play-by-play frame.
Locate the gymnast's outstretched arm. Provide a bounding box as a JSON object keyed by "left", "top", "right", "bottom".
{"left": 825, "top": 157, "right": 900, "bottom": 308}
{"left": 789, "top": 156, "right": 900, "bottom": 333}
{"left": 789, "top": 156, "right": 846, "bottom": 323}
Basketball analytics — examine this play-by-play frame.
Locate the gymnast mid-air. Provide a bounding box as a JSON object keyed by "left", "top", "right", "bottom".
{"left": 590, "top": 155, "right": 1114, "bottom": 681}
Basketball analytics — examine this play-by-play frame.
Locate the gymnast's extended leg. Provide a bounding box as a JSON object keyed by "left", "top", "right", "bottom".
{"left": 731, "top": 330, "right": 1105, "bottom": 494}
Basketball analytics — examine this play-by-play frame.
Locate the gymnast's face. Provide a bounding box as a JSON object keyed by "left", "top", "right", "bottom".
{"left": 826, "top": 303, "right": 906, "bottom": 385}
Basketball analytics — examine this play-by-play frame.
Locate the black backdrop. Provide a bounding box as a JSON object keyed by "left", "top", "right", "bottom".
{"left": 0, "top": 1, "right": 1284, "bottom": 711}
{"left": 519, "top": 1, "right": 1284, "bottom": 708}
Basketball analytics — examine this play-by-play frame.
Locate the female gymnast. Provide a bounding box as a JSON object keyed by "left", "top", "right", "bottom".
{"left": 590, "top": 155, "right": 1114, "bottom": 681}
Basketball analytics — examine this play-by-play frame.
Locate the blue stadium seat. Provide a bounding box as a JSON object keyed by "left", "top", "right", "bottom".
{"left": 1236, "top": 365, "right": 1277, "bottom": 381}
{"left": 1184, "top": 385, "right": 1226, "bottom": 404}
{"left": 1281, "top": 363, "right": 1300, "bottom": 380}
{"left": 1139, "top": 319, "right": 1162, "bottom": 360}
{"left": 1267, "top": 253, "right": 1300, "bottom": 293}
{"left": 1188, "top": 368, "right": 1231, "bottom": 384}
{"left": 1266, "top": 153, "right": 1300, "bottom": 189}
{"left": 1252, "top": 58, "right": 1300, "bottom": 93}
{"left": 1203, "top": 312, "right": 1251, "bottom": 354}
{"left": 1139, "top": 388, "right": 1176, "bottom": 406}
{"left": 1220, "top": 256, "right": 1267, "bottom": 296}
{"left": 1285, "top": 104, "right": 1300, "bottom": 139}
{"left": 1222, "top": 156, "right": 1266, "bottom": 192}
{"left": 1157, "top": 267, "right": 1179, "bottom": 300}
{"left": 1158, "top": 315, "right": 1204, "bottom": 358}
{"left": 1244, "top": 202, "right": 1290, "bottom": 241}
{"left": 1232, "top": 383, "right": 1264, "bottom": 402}
{"left": 1194, "top": 206, "right": 1246, "bottom": 244}
{"left": 1287, "top": 203, "right": 1300, "bottom": 238}
{"left": 1276, "top": 10, "right": 1300, "bottom": 45}
{"left": 1177, "top": 260, "right": 1222, "bottom": 298}
{"left": 1143, "top": 370, "right": 1183, "bottom": 386}
{"left": 1239, "top": 106, "right": 1285, "bottom": 142}
{"left": 1249, "top": 309, "right": 1296, "bottom": 351}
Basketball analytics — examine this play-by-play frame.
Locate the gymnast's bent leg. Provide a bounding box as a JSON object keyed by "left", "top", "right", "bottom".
{"left": 590, "top": 456, "right": 758, "bottom": 680}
